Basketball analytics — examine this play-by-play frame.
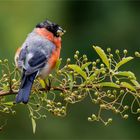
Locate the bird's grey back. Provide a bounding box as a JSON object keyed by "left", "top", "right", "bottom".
{"left": 23, "top": 29, "right": 56, "bottom": 54}
{"left": 20, "top": 29, "right": 56, "bottom": 75}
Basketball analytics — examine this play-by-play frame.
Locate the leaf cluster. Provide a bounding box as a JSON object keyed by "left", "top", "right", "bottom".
{"left": 0, "top": 46, "right": 140, "bottom": 133}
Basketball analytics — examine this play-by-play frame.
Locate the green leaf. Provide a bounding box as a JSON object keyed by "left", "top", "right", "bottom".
{"left": 68, "top": 65, "right": 87, "bottom": 80}
{"left": 31, "top": 117, "right": 36, "bottom": 134}
{"left": 81, "top": 62, "right": 91, "bottom": 70}
{"left": 99, "top": 82, "right": 120, "bottom": 88}
{"left": 39, "top": 79, "right": 46, "bottom": 88}
{"left": 55, "top": 58, "right": 62, "bottom": 71}
{"left": 93, "top": 46, "right": 110, "bottom": 69}
{"left": 89, "top": 69, "right": 101, "bottom": 81}
{"left": 131, "top": 80, "right": 140, "bottom": 86}
{"left": 3, "top": 102, "right": 14, "bottom": 106}
{"left": 66, "top": 73, "right": 73, "bottom": 90}
{"left": 114, "top": 71, "right": 136, "bottom": 80}
{"left": 115, "top": 57, "right": 133, "bottom": 71}
{"left": 121, "top": 82, "right": 136, "bottom": 92}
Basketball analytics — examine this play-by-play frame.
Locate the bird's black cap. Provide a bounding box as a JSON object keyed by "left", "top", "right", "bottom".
{"left": 36, "top": 19, "right": 65, "bottom": 37}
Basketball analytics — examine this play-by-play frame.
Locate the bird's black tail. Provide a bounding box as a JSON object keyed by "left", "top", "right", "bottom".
{"left": 16, "top": 70, "right": 37, "bottom": 104}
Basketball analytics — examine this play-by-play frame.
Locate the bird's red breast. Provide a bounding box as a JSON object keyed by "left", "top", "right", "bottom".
{"left": 36, "top": 28, "right": 61, "bottom": 48}
{"left": 36, "top": 28, "right": 62, "bottom": 69}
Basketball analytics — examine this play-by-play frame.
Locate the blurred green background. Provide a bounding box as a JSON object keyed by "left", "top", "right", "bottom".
{"left": 0, "top": 0, "right": 140, "bottom": 139}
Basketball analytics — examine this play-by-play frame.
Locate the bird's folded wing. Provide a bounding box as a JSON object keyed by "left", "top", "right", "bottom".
{"left": 28, "top": 51, "right": 47, "bottom": 67}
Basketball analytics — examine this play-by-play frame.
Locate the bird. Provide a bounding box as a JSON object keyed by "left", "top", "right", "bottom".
{"left": 14, "top": 19, "right": 65, "bottom": 104}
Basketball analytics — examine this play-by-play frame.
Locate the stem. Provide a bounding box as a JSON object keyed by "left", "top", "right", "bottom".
{"left": 0, "top": 83, "right": 140, "bottom": 97}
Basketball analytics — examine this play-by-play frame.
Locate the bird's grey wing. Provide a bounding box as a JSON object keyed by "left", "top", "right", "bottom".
{"left": 23, "top": 50, "right": 47, "bottom": 75}
{"left": 17, "top": 46, "right": 28, "bottom": 68}
{"left": 24, "top": 46, "right": 56, "bottom": 75}
{"left": 28, "top": 50, "right": 47, "bottom": 68}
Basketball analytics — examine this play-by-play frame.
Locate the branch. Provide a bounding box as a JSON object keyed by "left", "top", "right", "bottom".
{"left": 1, "top": 84, "right": 139, "bottom": 97}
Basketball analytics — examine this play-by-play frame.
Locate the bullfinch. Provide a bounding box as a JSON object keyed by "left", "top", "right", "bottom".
{"left": 14, "top": 19, "right": 65, "bottom": 104}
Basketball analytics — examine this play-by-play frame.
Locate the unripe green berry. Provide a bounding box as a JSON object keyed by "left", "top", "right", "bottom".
{"left": 115, "top": 49, "right": 120, "bottom": 54}
{"left": 109, "top": 54, "right": 113, "bottom": 58}
{"left": 60, "top": 93, "right": 64, "bottom": 96}
{"left": 120, "top": 90, "right": 124, "bottom": 94}
{"left": 112, "top": 106, "right": 116, "bottom": 111}
{"left": 5, "top": 78, "right": 8, "bottom": 82}
{"left": 116, "top": 80, "right": 120, "bottom": 84}
{"left": 100, "top": 64, "right": 104, "bottom": 68}
{"left": 57, "top": 70, "right": 62, "bottom": 74}
{"left": 3, "top": 74, "right": 7, "bottom": 77}
{"left": 113, "top": 90, "right": 117, "bottom": 94}
{"left": 123, "top": 49, "right": 128, "bottom": 54}
{"left": 84, "top": 58, "right": 88, "bottom": 62}
{"left": 115, "top": 109, "right": 120, "bottom": 114}
{"left": 46, "top": 104, "right": 51, "bottom": 108}
{"left": 137, "top": 116, "right": 140, "bottom": 121}
{"left": 83, "top": 55, "right": 87, "bottom": 59}
{"left": 76, "top": 51, "right": 79, "bottom": 55}
{"left": 70, "top": 71, "right": 73, "bottom": 74}
{"left": 92, "top": 99, "right": 98, "bottom": 104}
{"left": 92, "top": 66, "right": 96, "bottom": 71}
{"left": 108, "top": 94, "right": 111, "bottom": 98}
{"left": 107, "top": 90, "right": 111, "bottom": 94}
{"left": 96, "top": 59, "right": 100, "bottom": 63}
{"left": 108, "top": 118, "right": 113, "bottom": 123}
{"left": 108, "top": 58, "right": 111, "bottom": 62}
{"left": 123, "top": 114, "right": 128, "bottom": 119}
{"left": 42, "top": 115, "right": 47, "bottom": 118}
{"left": 135, "top": 52, "right": 140, "bottom": 57}
{"left": 88, "top": 117, "right": 92, "bottom": 121}
{"left": 70, "top": 93, "right": 75, "bottom": 97}
{"left": 111, "top": 95, "right": 114, "bottom": 99}
{"left": 12, "top": 111, "right": 16, "bottom": 115}
{"left": 101, "top": 71, "right": 106, "bottom": 74}
{"left": 92, "top": 62, "right": 96, "bottom": 66}
{"left": 57, "top": 102, "right": 62, "bottom": 106}
{"left": 124, "top": 105, "right": 129, "bottom": 110}
{"left": 78, "top": 95, "right": 82, "bottom": 99}
{"left": 48, "top": 109, "right": 53, "bottom": 112}
{"left": 62, "top": 78, "right": 66, "bottom": 82}
{"left": 62, "top": 106, "right": 66, "bottom": 110}
{"left": 74, "top": 54, "right": 78, "bottom": 59}
{"left": 107, "top": 48, "right": 111, "bottom": 53}
{"left": 49, "top": 74, "right": 53, "bottom": 78}
{"left": 94, "top": 92, "right": 99, "bottom": 96}
{"left": 137, "top": 108, "right": 140, "bottom": 113}
{"left": 12, "top": 79, "right": 16, "bottom": 82}
{"left": 4, "top": 59, "right": 8, "bottom": 63}
{"left": 47, "top": 100, "right": 51, "bottom": 104}
{"left": 67, "top": 58, "right": 71, "bottom": 63}
{"left": 92, "top": 114, "right": 97, "bottom": 120}
{"left": 100, "top": 104, "right": 106, "bottom": 109}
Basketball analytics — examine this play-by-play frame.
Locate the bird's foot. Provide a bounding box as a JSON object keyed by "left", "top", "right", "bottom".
{"left": 44, "top": 79, "right": 51, "bottom": 91}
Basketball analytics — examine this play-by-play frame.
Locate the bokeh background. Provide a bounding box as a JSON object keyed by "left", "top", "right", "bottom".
{"left": 0, "top": 0, "right": 140, "bottom": 139}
